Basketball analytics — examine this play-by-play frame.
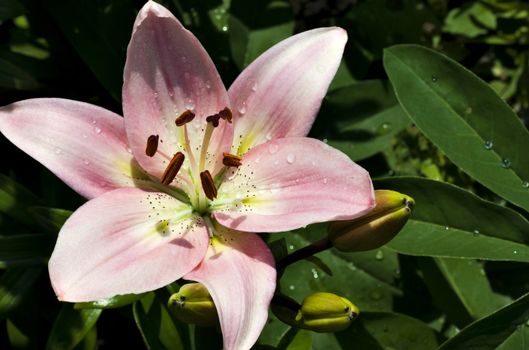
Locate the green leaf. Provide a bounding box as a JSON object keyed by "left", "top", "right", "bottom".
{"left": 0, "top": 174, "right": 43, "bottom": 229}
{"left": 44, "top": 0, "right": 136, "bottom": 101}
{"left": 0, "top": 0, "right": 25, "bottom": 20}
{"left": 336, "top": 312, "right": 442, "bottom": 350}
{"left": 444, "top": 2, "right": 497, "bottom": 38}
{"left": 28, "top": 207, "right": 72, "bottom": 233}
{"left": 75, "top": 293, "right": 144, "bottom": 310}
{"left": 0, "top": 57, "right": 40, "bottom": 90}
{"left": 277, "top": 328, "right": 312, "bottom": 350}
{"left": 0, "top": 234, "right": 55, "bottom": 268}
{"left": 46, "top": 304, "right": 101, "bottom": 350}
{"left": 229, "top": 0, "right": 293, "bottom": 69}
{"left": 133, "top": 292, "right": 185, "bottom": 350}
{"left": 0, "top": 267, "right": 41, "bottom": 320}
{"left": 376, "top": 177, "right": 529, "bottom": 262}
{"left": 314, "top": 80, "right": 411, "bottom": 161}
{"left": 438, "top": 292, "right": 529, "bottom": 350}
{"left": 383, "top": 45, "right": 529, "bottom": 212}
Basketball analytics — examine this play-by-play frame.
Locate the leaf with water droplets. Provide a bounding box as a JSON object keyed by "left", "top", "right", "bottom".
{"left": 384, "top": 45, "right": 529, "bottom": 213}
{"left": 377, "top": 177, "right": 529, "bottom": 262}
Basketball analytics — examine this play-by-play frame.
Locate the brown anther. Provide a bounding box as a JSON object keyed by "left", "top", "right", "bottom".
{"left": 161, "top": 152, "right": 185, "bottom": 186}
{"left": 222, "top": 152, "right": 242, "bottom": 167}
{"left": 205, "top": 113, "right": 221, "bottom": 127}
{"left": 218, "top": 107, "right": 232, "bottom": 123}
{"left": 175, "top": 110, "right": 195, "bottom": 126}
{"left": 200, "top": 170, "right": 217, "bottom": 200}
{"left": 145, "top": 134, "right": 159, "bottom": 157}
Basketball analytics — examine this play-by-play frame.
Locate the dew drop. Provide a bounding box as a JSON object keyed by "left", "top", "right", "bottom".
{"left": 514, "top": 250, "right": 518, "bottom": 254}
{"left": 323, "top": 138, "right": 328, "bottom": 144}
{"left": 181, "top": 56, "right": 187, "bottom": 63}
{"left": 91, "top": 119, "right": 97, "bottom": 125}
{"left": 205, "top": 80, "right": 211, "bottom": 89}
{"left": 394, "top": 268, "right": 401, "bottom": 278}
{"left": 431, "top": 75, "right": 438, "bottom": 82}
{"left": 288, "top": 244, "right": 294, "bottom": 250}
{"left": 94, "top": 126, "right": 102, "bottom": 134}
{"left": 83, "top": 159, "right": 90, "bottom": 165}
{"left": 82, "top": 134, "right": 88, "bottom": 139}
{"left": 377, "top": 122, "right": 391, "bottom": 135}
{"left": 54, "top": 147, "right": 62, "bottom": 155}
{"left": 445, "top": 226, "right": 450, "bottom": 230}
{"left": 523, "top": 181, "right": 529, "bottom": 189}
{"left": 370, "top": 290, "right": 383, "bottom": 300}
{"left": 375, "top": 250, "right": 384, "bottom": 261}
{"left": 311, "top": 268, "right": 319, "bottom": 279}
{"left": 483, "top": 140, "right": 493, "bottom": 150}
{"left": 221, "top": 25, "right": 228, "bottom": 32}
{"left": 501, "top": 158, "right": 512, "bottom": 169}
{"left": 268, "top": 144, "right": 279, "bottom": 154}
{"left": 265, "top": 132, "right": 273, "bottom": 141}
{"left": 323, "top": 178, "right": 328, "bottom": 184}
{"left": 185, "top": 99, "right": 195, "bottom": 111}
{"left": 286, "top": 153, "right": 295, "bottom": 164}
{"left": 479, "top": 268, "right": 486, "bottom": 276}
{"left": 251, "top": 83, "right": 257, "bottom": 92}
{"left": 473, "top": 229, "right": 480, "bottom": 236}
{"left": 525, "top": 319, "right": 529, "bottom": 327}
{"left": 238, "top": 102, "right": 247, "bottom": 115}
{"left": 465, "top": 106, "right": 472, "bottom": 114}
{"left": 289, "top": 285, "right": 295, "bottom": 290}
{"left": 295, "top": 179, "right": 300, "bottom": 184}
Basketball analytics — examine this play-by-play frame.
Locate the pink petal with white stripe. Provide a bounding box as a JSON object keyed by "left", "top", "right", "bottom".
{"left": 185, "top": 226, "right": 275, "bottom": 350}
{"left": 229, "top": 27, "right": 347, "bottom": 154}
{"left": 123, "top": 1, "right": 232, "bottom": 186}
{"left": 0, "top": 98, "right": 142, "bottom": 199}
{"left": 213, "top": 137, "right": 375, "bottom": 232}
{"left": 49, "top": 188, "right": 208, "bottom": 302}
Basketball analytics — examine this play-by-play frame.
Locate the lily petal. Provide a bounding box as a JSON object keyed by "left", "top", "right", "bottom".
{"left": 49, "top": 188, "right": 208, "bottom": 302}
{"left": 123, "top": 1, "right": 232, "bottom": 184}
{"left": 0, "top": 98, "right": 141, "bottom": 199}
{"left": 229, "top": 27, "right": 347, "bottom": 154}
{"left": 185, "top": 225, "right": 275, "bottom": 350}
{"left": 213, "top": 137, "right": 375, "bottom": 232}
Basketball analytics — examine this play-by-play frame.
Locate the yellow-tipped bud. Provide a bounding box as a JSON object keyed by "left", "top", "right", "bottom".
{"left": 296, "top": 292, "right": 359, "bottom": 333}
{"left": 167, "top": 283, "right": 218, "bottom": 327}
{"left": 328, "top": 189, "right": 414, "bottom": 252}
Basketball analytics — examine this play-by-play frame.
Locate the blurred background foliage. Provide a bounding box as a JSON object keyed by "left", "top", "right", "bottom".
{"left": 1, "top": 0, "right": 529, "bottom": 349}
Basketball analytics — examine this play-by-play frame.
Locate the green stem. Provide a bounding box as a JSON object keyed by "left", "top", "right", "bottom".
{"left": 276, "top": 237, "right": 333, "bottom": 271}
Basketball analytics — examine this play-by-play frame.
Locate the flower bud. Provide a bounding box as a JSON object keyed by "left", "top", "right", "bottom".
{"left": 296, "top": 292, "right": 359, "bottom": 333}
{"left": 328, "top": 189, "right": 414, "bottom": 252}
{"left": 167, "top": 283, "right": 218, "bottom": 326}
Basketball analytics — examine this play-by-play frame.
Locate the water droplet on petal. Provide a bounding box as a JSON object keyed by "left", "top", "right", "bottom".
{"left": 83, "top": 159, "right": 90, "bottom": 165}
{"left": 483, "top": 140, "right": 493, "bottom": 150}
{"left": 286, "top": 153, "right": 295, "bottom": 164}
{"left": 94, "top": 126, "right": 102, "bottom": 134}
{"left": 238, "top": 102, "right": 247, "bottom": 115}
{"left": 251, "top": 83, "right": 257, "bottom": 92}
{"left": 181, "top": 56, "right": 187, "bottom": 63}
{"left": 54, "top": 147, "right": 62, "bottom": 155}
{"left": 501, "top": 158, "right": 512, "bottom": 169}
{"left": 323, "top": 178, "right": 328, "bottom": 184}
{"left": 375, "top": 250, "right": 384, "bottom": 261}
{"left": 265, "top": 132, "right": 273, "bottom": 141}
{"left": 91, "top": 119, "right": 97, "bottom": 125}
{"left": 268, "top": 144, "right": 279, "bottom": 154}
{"left": 205, "top": 80, "right": 211, "bottom": 89}
{"left": 185, "top": 99, "right": 195, "bottom": 111}
{"left": 82, "top": 134, "right": 88, "bottom": 139}
{"left": 323, "top": 138, "right": 328, "bottom": 144}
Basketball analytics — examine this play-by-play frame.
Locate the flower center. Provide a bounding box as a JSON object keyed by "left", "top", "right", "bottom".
{"left": 144, "top": 107, "right": 241, "bottom": 214}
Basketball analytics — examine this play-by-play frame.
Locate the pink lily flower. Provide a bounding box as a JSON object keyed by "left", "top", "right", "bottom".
{"left": 0, "top": 1, "right": 374, "bottom": 349}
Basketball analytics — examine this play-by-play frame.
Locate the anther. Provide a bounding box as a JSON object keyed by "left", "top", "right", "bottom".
{"left": 145, "top": 134, "right": 159, "bottom": 157}
{"left": 218, "top": 107, "right": 232, "bottom": 123}
{"left": 161, "top": 152, "right": 185, "bottom": 185}
{"left": 175, "top": 110, "right": 195, "bottom": 126}
{"left": 200, "top": 170, "right": 217, "bottom": 200}
{"left": 205, "top": 113, "right": 221, "bottom": 127}
{"left": 222, "top": 152, "right": 242, "bottom": 167}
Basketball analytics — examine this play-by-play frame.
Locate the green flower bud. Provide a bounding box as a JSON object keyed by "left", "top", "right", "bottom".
{"left": 167, "top": 283, "right": 218, "bottom": 327}
{"left": 328, "top": 189, "right": 414, "bottom": 252}
{"left": 296, "top": 292, "right": 359, "bottom": 333}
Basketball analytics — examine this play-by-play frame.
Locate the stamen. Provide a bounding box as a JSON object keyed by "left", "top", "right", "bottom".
{"left": 222, "top": 152, "right": 242, "bottom": 167}
{"left": 175, "top": 110, "right": 195, "bottom": 126}
{"left": 145, "top": 134, "right": 159, "bottom": 157}
{"left": 161, "top": 152, "right": 185, "bottom": 186}
{"left": 218, "top": 107, "right": 232, "bottom": 123}
{"left": 200, "top": 170, "right": 217, "bottom": 200}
